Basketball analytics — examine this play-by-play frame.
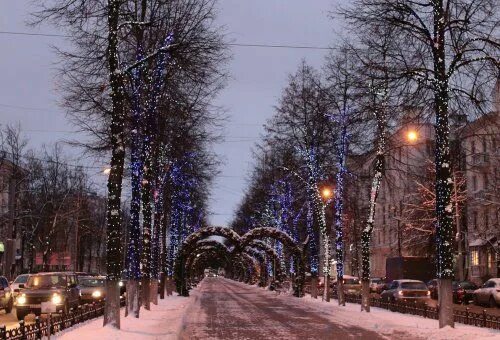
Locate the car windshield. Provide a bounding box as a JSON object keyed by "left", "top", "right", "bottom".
{"left": 14, "top": 275, "right": 29, "bottom": 284}
{"left": 79, "top": 278, "right": 105, "bottom": 287}
{"left": 460, "top": 282, "right": 476, "bottom": 289}
{"left": 401, "top": 282, "right": 427, "bottom": 290}
{"left": 27, "top": 275, "right": 67, "bottom": 288}
{"left": 344, "top": 278, "right": 360, "bottom": 284}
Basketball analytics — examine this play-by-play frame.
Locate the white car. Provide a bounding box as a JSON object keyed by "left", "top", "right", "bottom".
{"left": 11, "top": 274, "right": 29, "bottom": 297}
{"left": 473, "top": 278, "right": 500, "bottom": 308}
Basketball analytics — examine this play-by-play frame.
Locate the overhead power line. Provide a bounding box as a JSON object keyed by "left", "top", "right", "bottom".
{"left": 0, "top": 30, "right": 336, "bottom": 51}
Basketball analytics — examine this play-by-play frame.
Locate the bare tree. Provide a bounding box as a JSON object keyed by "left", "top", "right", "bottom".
{"left": 341, "top": 0, "right": 499, "bottom": 326}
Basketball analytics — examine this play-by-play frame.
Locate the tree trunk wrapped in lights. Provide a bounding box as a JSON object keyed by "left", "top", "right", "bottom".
{"left": 361, "top": 83, "right": 387, "bottom": 313}
{"left": 103, "top": 0, "right": 125, "bottom": 329}
{"left": 333, "top": 111, "right": 349, "bottom": 307}
{"left": 125, "top": 46, "right": 144, "bottom": 319}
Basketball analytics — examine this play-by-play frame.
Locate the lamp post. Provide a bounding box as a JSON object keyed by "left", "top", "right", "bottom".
{"left": 320, "top": 185, "right": 334, "bottom": 301}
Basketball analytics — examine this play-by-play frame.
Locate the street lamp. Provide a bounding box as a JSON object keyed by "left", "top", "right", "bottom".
{"left": 103, "top": 168, "right": 111, "bottom": 175}
{"left": 321, "top": 187, "right": 333, "bottom": 201}
{"left": 407, "top": 130, "right": 418, "bottom": 143}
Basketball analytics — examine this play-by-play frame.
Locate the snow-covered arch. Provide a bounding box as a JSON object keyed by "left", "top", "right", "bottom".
{"left": 241, "top": 227, "right": 308, "bottom": 297}
{"left": 175, "top": 226, "right": 307, "bottom": 297}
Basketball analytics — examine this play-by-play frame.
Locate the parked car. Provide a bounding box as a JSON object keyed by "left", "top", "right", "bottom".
{"left": 380, "top": 279, "right": 431, "bottom": 303}
{"left": 370, "top": 278, "right": 383, "bottom": 293}
{"left": 375, "top": 281, "right": 391, "bottom": 295}
{"left": 15, "top": 272, "right": 81, "bottom": 320}
{"left": 78, "top": 276, "right": 105, "bottom": 303}
{"left": 427, "top": 279, "right": 438, "bottom": 299}
{"left": 11, "top": 274, "right": 30, "bottom": 297}
{"left": 458, "top": 281, "right": 478, "bottom": 304}
{"left": 473, "top": 278, "right": 500, "bottom": 308}
{"left": 0, "top": 276, "right": 14, "bottom": 313}
{"left": 343, "top": 275, "right": 362, "bottom": 296}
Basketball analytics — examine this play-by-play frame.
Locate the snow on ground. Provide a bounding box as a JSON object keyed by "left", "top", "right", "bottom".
{"left": 235, "top": 280, "right": 500, "bottom": 340}
{"left": 290, "top": 291, "right": 500, "bottom": 340}
{"left": 56, "top": 295, "right": 192, "bottom": 340}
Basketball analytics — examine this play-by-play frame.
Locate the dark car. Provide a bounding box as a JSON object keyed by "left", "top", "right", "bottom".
{"left": 459, "top": 281, "right": 478, "bottom": 304}
{"left": 15, "top": 272, "right": 80, "bottom": 320}
{"left": 78, "top": 276, "right": 105, "bottom": 303}
{"left": 0, "top": 276, "right": 14, "bottom": 314}
{"left": 376, "top": 281, "right": 391, "bottom": 295}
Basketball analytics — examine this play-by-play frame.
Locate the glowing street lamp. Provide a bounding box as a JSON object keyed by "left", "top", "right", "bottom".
{"left": 103, "top": 168, "right": 111, "bottom": 175}
{"left": 321, "top": 187, "right": 333, "bottom": 201}
{"left": 407, "top": 130, "right": 418, "bottom": 143}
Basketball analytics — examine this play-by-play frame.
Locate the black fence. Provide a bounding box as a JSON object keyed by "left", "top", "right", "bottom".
{"left": 332, "top": 292, "right": 500, "bottom": 330}
{"left": 0, "top": 298, "right": 130, "bottom": 340}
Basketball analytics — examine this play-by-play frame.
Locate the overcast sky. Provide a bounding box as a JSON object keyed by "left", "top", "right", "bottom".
{"left": 0, "top": 0, "right": 344, "bottom": 226}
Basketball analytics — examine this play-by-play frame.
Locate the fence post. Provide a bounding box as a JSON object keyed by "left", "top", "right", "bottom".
{"left": 20, "top": 320, "right": 25, "bottom": 339}
{"left": 47, "top": 313, "right": 52, "bottom": 340}
{"left": 423, "top": 303, "right": 427, "bottom": 318}
{"left": 465, "top": 307, "right": 469, "bottom": 325}
{"left": 483, "top": 309, "right": 487, "bottom": 328}
{"left": 0, "top": 325, "right": 6, "bottom": 340}
{"left": 35, "top": 316, "right": 41, "bottom": 340}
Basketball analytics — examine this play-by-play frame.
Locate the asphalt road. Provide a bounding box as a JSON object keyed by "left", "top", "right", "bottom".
{"left": 179, "top": 277, "right": 386, "bottom": 340}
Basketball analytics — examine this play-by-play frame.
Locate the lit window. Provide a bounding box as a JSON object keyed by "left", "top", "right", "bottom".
{"left": 487, "top": 251, "right": 495, "bottom": 269}
{"left": 471, "top": 250, "right": 479, "bottom": 266}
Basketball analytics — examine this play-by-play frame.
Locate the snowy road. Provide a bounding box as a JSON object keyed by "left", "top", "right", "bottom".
{"left": 179, "top": 277, "right": 385, "bottom": 340}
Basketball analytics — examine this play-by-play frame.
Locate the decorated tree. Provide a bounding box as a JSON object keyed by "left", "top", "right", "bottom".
{"left": 342, "top": 0, "right": 499, "bottom": 325}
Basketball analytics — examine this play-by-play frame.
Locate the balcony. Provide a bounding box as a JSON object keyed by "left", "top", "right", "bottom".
{"left": 471, "top": 153, "right": 490, "bottom": 167}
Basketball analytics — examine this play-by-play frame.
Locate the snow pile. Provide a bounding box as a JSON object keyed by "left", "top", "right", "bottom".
{"left": 296, "top": 293, "right": 500, "bottom": 340}
{"left": 56, "top": 295, "right": 192, "bottom": 340}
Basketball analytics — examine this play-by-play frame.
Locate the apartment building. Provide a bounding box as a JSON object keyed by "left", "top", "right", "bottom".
{"left": 462, "top": 112, "right": 499, "bottom": 283}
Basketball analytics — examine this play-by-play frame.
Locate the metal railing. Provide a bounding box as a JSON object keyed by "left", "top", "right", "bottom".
{"left": 0, "top": 298, "right": 126, "bottom": 340}
{"left": 332, "top": 292, "right": 500, "bottom": 330}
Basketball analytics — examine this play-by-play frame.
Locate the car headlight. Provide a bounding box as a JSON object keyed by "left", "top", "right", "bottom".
{"left": 92, "top": 290, "right": 102, "bottom": 298}
{"left": 119, "top": 281, "right": 124, "bottom": 287}
{"left": 398, "top": 290, "right": 404, "bottom": 296}
{"left": 427, "top": 290, "right": 431, "bottom": 296}
{"left": 52, "top": 293, "right": 62, "bottom": 304}
{"left": 17, "top": 294, "right": 26, "bottom": 305}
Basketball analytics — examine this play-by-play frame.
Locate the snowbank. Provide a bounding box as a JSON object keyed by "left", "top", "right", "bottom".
{"left": 55, "top": 295, "right": 192, "bottom": 340}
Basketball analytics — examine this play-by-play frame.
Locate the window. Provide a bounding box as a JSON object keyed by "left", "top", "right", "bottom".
{"left": 471, "top": 140, "right": 476, "bottom": 155}
{"left": 471, "top": 250, "right": 479, "bottom": 266}
{"left": 390, "top": 281, "right": 399, "bottom": 289}
{"left": 473, "top": 211, "right": 478, "bottom": 230}
{"left": 487, "top": 251, "right": 495, "bottom": 269}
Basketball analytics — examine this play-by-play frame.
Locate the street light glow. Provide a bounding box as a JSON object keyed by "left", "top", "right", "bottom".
{"left": 407, "top": 130, "right": 418, "bottom": 142}
{"left": 321, "top": 187, "right": 333, "bottom": 200}
{"left": 103, "top": 168, "right": 111, "bottom": 175}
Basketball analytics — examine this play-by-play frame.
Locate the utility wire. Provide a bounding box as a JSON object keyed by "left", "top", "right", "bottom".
{"left": 0, "top": 30, "right": 336, "bottom": 51}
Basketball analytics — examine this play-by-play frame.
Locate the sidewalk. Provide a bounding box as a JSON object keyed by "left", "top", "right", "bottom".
{"left": 56, "top": 295, "right": 192, "bottom": 340}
